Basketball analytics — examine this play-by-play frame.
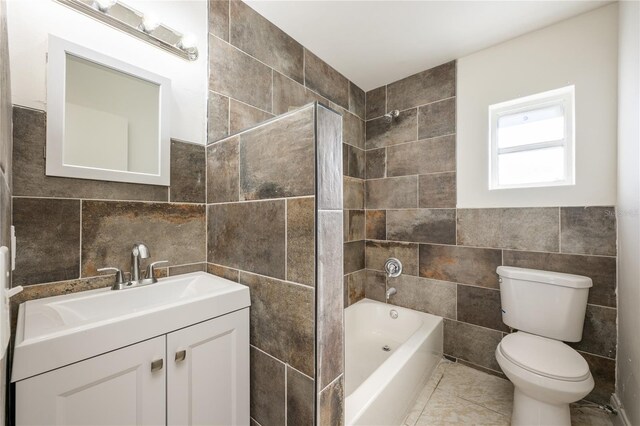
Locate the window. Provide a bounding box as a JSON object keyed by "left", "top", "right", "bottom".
{"left": 489, "top": 86, "right": 575, "bottom": 190}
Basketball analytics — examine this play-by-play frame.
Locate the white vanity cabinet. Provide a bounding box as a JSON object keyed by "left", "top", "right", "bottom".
{"left": 16, "top": 336, "right": 167, "bottom": 425}
{"left": 168, "top": 309, "right": 249, "bottom": 425}
{"left": 16, "top": 308, "right": 249, "bottom": 426}
{"left": 12, "top": 272, "right": 251, "bottom": 426}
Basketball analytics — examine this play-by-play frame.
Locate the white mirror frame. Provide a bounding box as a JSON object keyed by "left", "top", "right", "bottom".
{"left": 46, "top": 35, "right": 171, "bottom": 186}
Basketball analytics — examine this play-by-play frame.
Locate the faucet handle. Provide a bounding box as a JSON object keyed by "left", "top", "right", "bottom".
{"left": 384, "top": 258, "right": 403, "bottom": 278}
{"left": 145, "top": 260, "right": 168, "bottom": 280}
{"left": 97, "top": 267, "right": 125, "bottom": 284}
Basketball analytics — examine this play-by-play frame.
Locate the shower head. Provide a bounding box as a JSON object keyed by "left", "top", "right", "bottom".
{"left": 383, "top": 110, "right": 400, "bottom": 122}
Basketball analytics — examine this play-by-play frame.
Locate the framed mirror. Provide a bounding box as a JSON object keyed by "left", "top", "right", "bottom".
{"left": 46, "top": 36, "right": 171, "bottom": 186}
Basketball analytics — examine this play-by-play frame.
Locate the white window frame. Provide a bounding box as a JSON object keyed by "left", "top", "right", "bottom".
{"left": 489, "top": 85, "right": 575, "bottom": 190}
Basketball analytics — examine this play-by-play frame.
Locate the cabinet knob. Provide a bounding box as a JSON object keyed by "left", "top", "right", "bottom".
{"left": 151, "top": 359, "right": 164, "bottom": 372}
{"left": 175, "top": 350, "right": 187, "bottom": 362}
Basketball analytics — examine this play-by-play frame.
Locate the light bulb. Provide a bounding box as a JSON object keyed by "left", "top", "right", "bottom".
{"left": 94, "top": 0, "right": 116, "bottom": 12}
{"left": 140, "top": 14, "right": 160, "bottom": 33}
{"left": 178, "top": 34, "right": 197, "bottom": 50}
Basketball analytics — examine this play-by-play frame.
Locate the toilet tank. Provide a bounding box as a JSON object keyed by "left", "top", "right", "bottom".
{"left": 496, "top": 266, "right": 592, "bottom": 342}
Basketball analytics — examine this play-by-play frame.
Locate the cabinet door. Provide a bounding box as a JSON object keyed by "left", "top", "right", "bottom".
{"left": 167, "top": 309, "right": 249, "bottom": 426}
{"left": 16, "top": 336, "right": 166, "bottom": 426}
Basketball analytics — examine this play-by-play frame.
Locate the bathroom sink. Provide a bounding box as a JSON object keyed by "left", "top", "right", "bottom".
{"left": 12, "top": 272, "right": 250, "bottom": 382}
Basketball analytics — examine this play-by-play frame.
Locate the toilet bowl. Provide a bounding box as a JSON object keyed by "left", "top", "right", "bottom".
{"left": 496, "top": 332, "right": 594, "bottom": 426}
{"left": 495, "top": 266, "right": 594, "bottom": 426}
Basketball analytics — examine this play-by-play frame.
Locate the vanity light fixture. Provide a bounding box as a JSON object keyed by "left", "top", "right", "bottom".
{"left": 55, "top": 0, "right": 199, "bottom": 61}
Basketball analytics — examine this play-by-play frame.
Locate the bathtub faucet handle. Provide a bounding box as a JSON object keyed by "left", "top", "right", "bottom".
{"left": 384, "top": 258, "right": 402, "bottom": 278}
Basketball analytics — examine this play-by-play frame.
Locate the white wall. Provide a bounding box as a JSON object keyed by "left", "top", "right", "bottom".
{"left": 615, "top": 1, "right": 639, "bottom": 424}
{"left": 457, "top": 4, "right": 618, "bottom": 208}
{"left": 7, "top": 0, "right": 207, "bottom": 145}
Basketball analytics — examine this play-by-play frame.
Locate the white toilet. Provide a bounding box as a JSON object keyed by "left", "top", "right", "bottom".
{"left": 495, "top": 266, "right": 595, "bottom": 426}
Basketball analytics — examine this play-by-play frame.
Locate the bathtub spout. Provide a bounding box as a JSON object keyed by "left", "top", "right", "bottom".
{"left": 386, "top": 287, "right": 397, "bottom": 302}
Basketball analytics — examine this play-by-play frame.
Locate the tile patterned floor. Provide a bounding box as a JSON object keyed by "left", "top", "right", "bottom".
{"left": 403, "top": 360, "right": 614, "bottom": 426}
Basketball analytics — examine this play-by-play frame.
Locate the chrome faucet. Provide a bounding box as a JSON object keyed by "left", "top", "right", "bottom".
{"left": 98, "top": 242, "right": 168, "bottom": 290}
{"left": 131, "top": 242, "right": 150, "bottom": 284}
{"left": 386, "top": 287, "right": 397, "bottom": 302}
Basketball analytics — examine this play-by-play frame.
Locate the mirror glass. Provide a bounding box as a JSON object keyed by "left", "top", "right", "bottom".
{"left": 47, "top": 36, "right": 171, "bottom": 186}
{"left": 64, "top": 55, "right": 160, "bottom": 174}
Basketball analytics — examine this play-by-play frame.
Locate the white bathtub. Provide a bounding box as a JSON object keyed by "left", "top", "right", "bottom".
{"left": 344, "top": 298, "right": 443, "bottom": 426}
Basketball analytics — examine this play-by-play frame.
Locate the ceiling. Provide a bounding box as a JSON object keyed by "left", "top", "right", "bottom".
{"left": 245, "top": 0, "right": 612, "bottom": 91}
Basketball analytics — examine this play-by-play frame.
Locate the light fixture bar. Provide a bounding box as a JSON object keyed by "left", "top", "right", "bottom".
{"left": 54, "top": 0, "right": 199, "bottom": 61}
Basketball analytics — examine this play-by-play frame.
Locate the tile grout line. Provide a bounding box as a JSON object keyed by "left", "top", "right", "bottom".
{"left": 454, "top": 281, "right": 458, "bottom": 320}
{"left": 558, "top": 206, "right": 562, "bottom": 253}
{"left": 207, "top": 103, "right": 316, "bottom": 146}
{"left": 366, "top": 95, "right": 457, "bottom": 122}
{"left": 362, "top": 237, "right": 616, "bottom": 258}
{"left": 384, "top": 85, "right": 387, "bottom": 114}
{"left": 455, "top": 207, "right": 458, "bottom": 246}
{"left": 9, "top": 196, "right": 13, "bottom": 288}
{"left": 20, "top": 260, "right": 215, "bottom": 289}
{"left": 241, "top": 269, "right": 315, "bottom": 291}
{"left": 377, "top": 268, "right": 615, "bottom": 310}
{"left": 205, "top": 136, "right": 209, "bottom": 263}
{"left": 227, "top": 96, "right": 231, "bottom": 135}
{"left": 453, "top": 393, "right": 512, "bottom": 420}
{"left": 12, "top": 195, "right": 207, "bottom": 206}
{"left": 319, "top": 372, "right": 342, "bottom": 394}
{"left": 437, "top": 369, "right": 513, "bottom": 420}
{"left": 250, "top": 344, "right": 287, "bottom": 367}
{"left": 209, "top": 88, "right": 275, "bottom": 117}
{"left": 383, "top": 147, "right": 387, "bottom": 178}
{"left": 284, "top": 363, "right": 288, "bottom": 425}
{"left": 365, "top": 132, "right": 456, "bottom": 153}
{"left": 348, "top": 73, "right": 351, "bottom": 113}
{"left": 208, "top": 195, "right": 314, "bottom": 206}
{"left": 168, "top": 261, "right": 208, "bottom": 269}
{"left": 411, "top": 362, "right": 449, "bottom": 424}
{"left": 288, "top": 362, "right": 315, "bottom": 382}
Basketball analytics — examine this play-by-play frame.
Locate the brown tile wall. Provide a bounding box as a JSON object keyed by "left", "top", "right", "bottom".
{"left": 208, "top": 3, "right": 358, "bottom": 423}
{"left": 206, "top": 104, "right": 344, "bottom": 426}
{"left": 10, "top": 106, "right": 208, "bottom": 304}
{"left": 207, "top": 0, "right": 365, "bottom": 145}
{"left": 356, "top": 61, "right": 617, "bottom": 405}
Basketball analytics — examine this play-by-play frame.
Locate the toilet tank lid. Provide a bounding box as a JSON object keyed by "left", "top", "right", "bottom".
{"left": 496, "top": 266, "right": 592, "bottom": 288}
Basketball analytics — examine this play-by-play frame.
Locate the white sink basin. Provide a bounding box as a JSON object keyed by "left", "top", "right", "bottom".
{"left": 12, "top": 272, "right": 250, "bottom": 382}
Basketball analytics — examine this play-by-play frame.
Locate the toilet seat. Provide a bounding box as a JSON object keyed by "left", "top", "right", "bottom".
{"left": 498, "top": 332, "right": 590, "bottom": 382}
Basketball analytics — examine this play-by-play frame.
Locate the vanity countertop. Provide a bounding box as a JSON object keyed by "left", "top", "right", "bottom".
{"left": 11, "top": 272, "right": 250, "bottom": 382}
